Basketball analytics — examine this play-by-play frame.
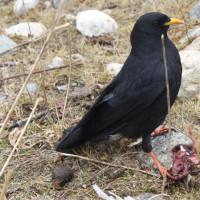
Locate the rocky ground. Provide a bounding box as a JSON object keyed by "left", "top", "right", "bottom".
{"left": 0, "top": 0, "right": 200, "bottom": 199}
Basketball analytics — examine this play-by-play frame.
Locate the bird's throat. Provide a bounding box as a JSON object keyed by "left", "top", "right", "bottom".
{"left": 131, "top": 32, "right": 168, "bottom": 55}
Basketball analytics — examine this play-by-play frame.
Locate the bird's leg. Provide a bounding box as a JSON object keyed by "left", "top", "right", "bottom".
{"left": 149, "top": 151, "right": 175, "bottom": 179}
{"left": 151, "top": 122, "right": 174, "bottom": 137}
{"left": 142, "top": 136, "right": 174, "bottom": 179}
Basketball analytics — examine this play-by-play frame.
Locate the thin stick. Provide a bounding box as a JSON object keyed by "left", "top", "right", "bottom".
{"left": 2, "top": 110, "right": 49, "bottom": 130}
{"left": 60, "top": 152, "right": 159, "bottom": 177}
{"left": 0, "top": 62, "right": 82, "bottom": 82}
{"left": 0, "top": 0, "right": 64, "bottom": 138}
{"left": 61, "top": 26, "right": 72, "bottom": 134}
{"left": 0, "top": 97, "right": 42, "bottom": 177}
{"left": 0, "top": 22, "right": 70, "bottom": 57}
{"left": 0, "top": 169, "right": 13, "bottom": 200}
{"left": 160, "top": 34, "right": 172, "bottom": 199}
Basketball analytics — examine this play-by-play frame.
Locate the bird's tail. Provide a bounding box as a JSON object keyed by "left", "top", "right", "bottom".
{"left": 55, "top": 126, "right": 85, "bottom": 153}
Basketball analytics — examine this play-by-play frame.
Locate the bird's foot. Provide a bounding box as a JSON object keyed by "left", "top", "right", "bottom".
{"left": 158, "top": 166, "right": 174, "bottom": 179}
{"left": 151, "top": 123, "right": 174, "bottom": 137}
{"left": 149, "top": 152, "right": 175, "bottom": 179}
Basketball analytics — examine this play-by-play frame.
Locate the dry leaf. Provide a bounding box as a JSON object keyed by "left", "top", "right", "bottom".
{"left": 9, "top": 127, "right": 21, "bottom": 146}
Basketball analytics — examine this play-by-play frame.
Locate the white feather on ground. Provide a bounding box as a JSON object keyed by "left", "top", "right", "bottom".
{"left": 92, "top": 184, "right": 135, "bottom": 200}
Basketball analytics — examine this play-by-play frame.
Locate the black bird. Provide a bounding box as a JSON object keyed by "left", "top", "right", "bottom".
{"left": 56, "top": 12, "right": 183, "bottom": 178}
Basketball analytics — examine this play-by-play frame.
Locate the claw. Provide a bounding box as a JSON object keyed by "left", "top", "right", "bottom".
{"left": 151, "top": 123, "right": 174, "bottom": 137}
{"left": 149, "top": 152, "right": 175, "bottom": 179}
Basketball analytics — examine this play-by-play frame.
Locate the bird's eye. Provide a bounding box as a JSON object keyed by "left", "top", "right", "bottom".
{"left": 153, "top": 21, "right": 159, "bottom": 26}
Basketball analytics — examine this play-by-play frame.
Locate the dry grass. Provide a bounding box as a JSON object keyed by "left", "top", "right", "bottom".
{"left": 0, "top": 0, "right": 200, "bottom": 199}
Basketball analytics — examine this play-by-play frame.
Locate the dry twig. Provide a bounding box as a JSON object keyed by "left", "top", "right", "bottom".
{"left": 0, "top": 169, "right": 13, "bottom": 200}
{"left": 60, "top": 152, "right": 159, "bottom": 177}
{"left": 0, "top": 62, "right": 82, "bottom": 82}
{"left": 0, "top": 97, "right": 42, "bottom": 177}
{"left": 160, "top": 34, "right": 172, "bottom": 199}
{"left": 1, "top": 110, "right": 49, "bottom": 130}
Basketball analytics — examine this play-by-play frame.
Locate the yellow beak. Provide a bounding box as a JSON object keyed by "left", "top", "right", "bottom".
{"left": 164, "top": 18, "right": 184, "bottom": 26}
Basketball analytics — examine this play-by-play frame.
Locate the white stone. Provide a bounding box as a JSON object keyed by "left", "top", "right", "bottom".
{"left": 51, "top": 56, "right": 64, "bottom": 67}
{"left": 184, "top": 36, "right": 200, "bottom": 51}
{"left": 76, "top": 10, "right": 118, "bottom": 37}
{"left": 57, "top": 85, "right": 67, "bottom": 91}
{"left": 46, "top": 56, "right": 64, "bottom": 68}
{"left": 5, "top": 22, "right": 47, "bottom": 38}
{"left": 0, "top": 35, "right": 17, "bottom": 55}
{"left": 106, "top": 63, "right": 123, "bottom": 75}
{"left": 179, "top": 27, "right": 200, "bottom": 44}
{"left": 13, "top": 0, "right": 40, "bottom": 16}
{"left": 66, "top": 53, "right": 85, "bottom": 62}
{"left": 71, "top": 82, "right": 78, "bottom": 87}
{"left": 178, "top": 49, "right": 200, "bottom": 98}
{"left": 25, "top": 83, "right": 38, "bottom": 95}
{"left": 44, "top": 1, "right": 52, "bottom": 9}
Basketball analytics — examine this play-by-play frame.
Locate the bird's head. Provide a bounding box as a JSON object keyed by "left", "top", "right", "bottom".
{"left": 133, "top": 12, "right": 184, "bottom": 36}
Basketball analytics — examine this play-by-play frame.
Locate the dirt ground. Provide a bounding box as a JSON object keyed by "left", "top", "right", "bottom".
{"left": 0, "top": 0, "right": 200, "bottom": 199}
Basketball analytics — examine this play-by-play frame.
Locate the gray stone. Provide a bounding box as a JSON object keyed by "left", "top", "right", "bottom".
{"left": 52, "top": 0, "right": 61, "bottom": 8}
{"left": 25, "top": 83, "right": 38, "bottom": 95}
{"left": 5, "top": 22, "right": 47, "bottom": 38}
{"left": 0, "top": 92, "right": 8, "bottom": 101}
{"left": 189, "top": 1, "right": 200, "bottom": 19}
{"left": 179, "top": 27, "right": 200, "bottom": 44}
{"left": 52, "top": 0, "right": 71, "bottom": 9}
{"left": 0, "top": 35, "right": 17, "bottom": 55}
{"left": 178, "top": 48, "right": 200, "bottom": 98}
{"left": 135, "top": 193, "right": 172, "bottom": 200}
{"left": 76, "top": 10, "right": 118, "bottom": 37}
{"left": 13, "top": 0, "right": 40, "bottom": 16}
{"left": 135, "top": 130, "right": 192, "bottom": 169}
{"left": 106, "top": 63, "right": 123, "bottom": 75}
